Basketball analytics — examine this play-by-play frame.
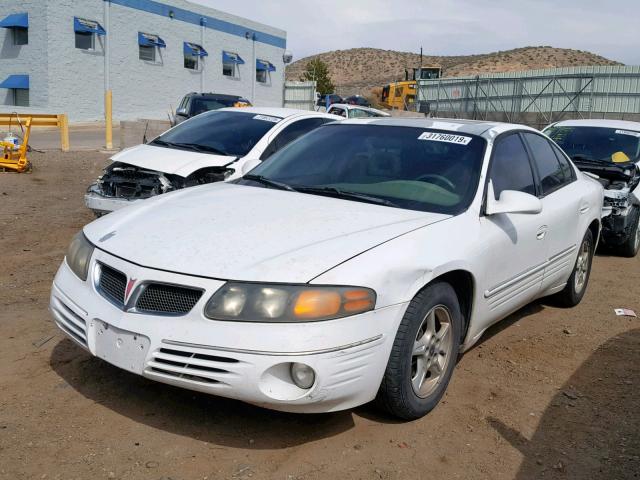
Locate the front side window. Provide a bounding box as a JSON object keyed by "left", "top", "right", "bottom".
{"left": 13, "top": 28, "right": 27, "bottom": 45}
{"left": 489, "top": 133, "right": 536, "bottom": 199}
{"left": 245, "top": 125, "right": 487, "bottom": 214}
{"left": 151, "top": 110, "right": 282, "bottom": 157}
{"left": 545, "top": 125, "right": 640, "bottom": 164}
{"left": 523, "top": 132, "right": 571, "bottom": 194}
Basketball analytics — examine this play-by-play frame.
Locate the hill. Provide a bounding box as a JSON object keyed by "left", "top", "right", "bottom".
{"left": 285, "top": 46, "right": 621, "bottom": 95}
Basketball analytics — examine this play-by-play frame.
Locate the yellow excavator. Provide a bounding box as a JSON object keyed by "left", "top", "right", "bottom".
{"left": 381, "top": 66, "right": 441, "bottom": 110}
{"left": 0, "top": 116, "right": 31, "bottom": 173}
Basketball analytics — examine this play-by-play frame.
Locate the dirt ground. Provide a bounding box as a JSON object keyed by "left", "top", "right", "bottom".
{"left": 1, "top": 152, "right": 639, "bottom": 480}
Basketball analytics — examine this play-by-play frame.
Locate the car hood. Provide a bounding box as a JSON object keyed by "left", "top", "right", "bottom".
{"left": 110, "top": 144, "right": 237, "bottom": 178}
{"left": 84, "top": 183, "right": 449, "bottom": 283}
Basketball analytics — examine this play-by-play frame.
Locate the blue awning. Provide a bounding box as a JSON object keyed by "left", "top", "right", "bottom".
{"left": 0, "top": 75, "right": 29, "bottom": 89}
{"left": 256, "top": 59, "right": 276, "bottom": 72}
{"left": 74, "top": 17, "right": 106, "bottom": 35}
{"left": 0, "top": 12, "right": 28, "bottom": 29}
{"left": 138, "top": 32, "right": 166, "bottom": 48}
{"left": 184, "top": 42, "right": 208, "bottom": 57}
{"left": 222, "top": 51, "right": 244, "bottom": 64}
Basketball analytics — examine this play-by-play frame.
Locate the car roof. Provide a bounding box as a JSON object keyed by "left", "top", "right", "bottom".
{"left": 336, "top": 117, "right": 537, "bottom": 138}
{"left": 218, "top": 106, "right": 340, "bottom": 119}
{"left": 548, "top": 119, "right": 640, "bottom": 130}
{"left": 186, "top": 92, "right": 245, "bottom": 100}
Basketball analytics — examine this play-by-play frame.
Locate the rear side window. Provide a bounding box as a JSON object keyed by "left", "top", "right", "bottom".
{"left": 523, "top": 133, "right": 571, "bottom": 194}
{"left": 489, "top": 133, "right": 536, "bottom": 199}
{"left": 550, "top": 142, "right": 576, "bottom": 181}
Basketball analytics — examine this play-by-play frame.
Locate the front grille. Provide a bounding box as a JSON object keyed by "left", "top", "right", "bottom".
{"left": 98, "top": 264, "right": 127, "bottom": 306}
{"left": 145, "top": 347, "right": 240, "bottom": 386}
{"left": 135, "top": 283, "right": 203, "bottom": 315}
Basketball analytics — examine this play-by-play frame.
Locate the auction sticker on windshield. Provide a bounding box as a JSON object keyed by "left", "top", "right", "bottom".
{"left": 615, "top": 129, "right": 640, "bottom": 138}
{"left": 253, "top": 115, "right": 281, "bottom": 123}
{"left": 418, "top": 132, "right": 472, "bottom": 145}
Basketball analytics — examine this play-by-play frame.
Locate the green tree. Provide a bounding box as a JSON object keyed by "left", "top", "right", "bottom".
{"left": 301, "top": 58, "right": 335, "bottom": 95}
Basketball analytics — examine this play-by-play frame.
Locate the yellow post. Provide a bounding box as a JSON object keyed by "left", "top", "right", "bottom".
{"left": 105, "top": 89, "right": 113, "bottom": 150}
{"left": 59, "top": 114, "right": 70, "bottom": 152}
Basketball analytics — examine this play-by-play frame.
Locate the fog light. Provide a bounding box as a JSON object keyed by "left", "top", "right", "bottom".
{"left": 290, "top": 363, "right": 315, "bottom": 389}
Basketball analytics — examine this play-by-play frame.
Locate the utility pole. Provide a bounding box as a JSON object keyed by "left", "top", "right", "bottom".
{"left": 104, "top": 0, "right": 113, "bottom": 150}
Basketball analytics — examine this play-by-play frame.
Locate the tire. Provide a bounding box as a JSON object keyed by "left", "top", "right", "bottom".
{"left": 553, "top": 228, "right": 594, "bottom": 307}
{"left": 376, "top": 282, "right": 462, "bottom": 420}
{"left": 617, "top": 207, "right": 640, "bottom": 258}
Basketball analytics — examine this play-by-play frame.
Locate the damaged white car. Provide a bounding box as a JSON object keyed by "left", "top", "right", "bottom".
{"left": 52, "top": 119, "right": 602, "bottom": 419}
{"left": 544, "top": 120, "right": 640, "bottom": 257}
{"left": 85, "top": 107, "right": 341, "bottom": 215}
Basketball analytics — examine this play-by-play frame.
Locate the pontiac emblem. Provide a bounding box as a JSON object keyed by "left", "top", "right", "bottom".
{"left": 125, "top": 278, "right": 137, "bottom": 301}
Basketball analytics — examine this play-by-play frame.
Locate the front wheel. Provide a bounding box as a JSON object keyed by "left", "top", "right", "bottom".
{"left": 552, "top": 228, "right": 594, "bottom": 307}
{"left": 376, "top": 282, "right": 462, "bottom": 420}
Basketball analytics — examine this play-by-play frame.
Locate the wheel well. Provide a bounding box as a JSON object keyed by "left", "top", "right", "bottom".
{"left": 431, "top": 270, "right": 474, "bottom": 342}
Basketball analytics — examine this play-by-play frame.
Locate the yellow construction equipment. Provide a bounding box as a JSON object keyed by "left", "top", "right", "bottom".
{"left": 381, "top": 66, "right": 442, "bottom": 110}
{"left": 0, "top": 116, "right": 31, "bottom": 173}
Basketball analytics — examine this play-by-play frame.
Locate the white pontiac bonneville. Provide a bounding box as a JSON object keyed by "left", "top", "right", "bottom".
{"left": 51, "top": 118, "right": 603, "bottom": 419}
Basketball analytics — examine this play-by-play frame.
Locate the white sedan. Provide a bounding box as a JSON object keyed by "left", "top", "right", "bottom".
{"left": 52, "top": 118, "right": 603, "bottom": 419}
{"left": 327, "top": 103, "right": 391, "bottom": 119}
{"left": 85, "top": 107, "right": 341, "bottom": 215}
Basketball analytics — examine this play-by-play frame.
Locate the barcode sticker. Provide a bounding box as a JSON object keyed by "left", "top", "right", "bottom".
{"left": 615, "top": 129, "right": 640, "bottom": 138}
{"left": 253, "top": 115, "right": 281, "bottom": 123}
{"left": 418, "top": 132, "right": 472, "bottom": 145}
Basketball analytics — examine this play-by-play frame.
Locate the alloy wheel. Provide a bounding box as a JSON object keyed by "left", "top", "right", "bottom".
{"left": 411, "top": 305, "right": 454, "bottom": 398}
{"left": 574, "top": 238, "right": 592, "bottom": 293}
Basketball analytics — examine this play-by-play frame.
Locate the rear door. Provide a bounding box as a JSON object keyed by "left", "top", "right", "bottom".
{"left": 478, "top": 132, "right": 549, "bottom": 322}
{"left": 521, "top": 132, "right": 585, "bottom": 292}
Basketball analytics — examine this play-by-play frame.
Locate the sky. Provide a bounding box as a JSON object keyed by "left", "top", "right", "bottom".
{"left": 192, "top": 0, "right": 640, "bottom": 65}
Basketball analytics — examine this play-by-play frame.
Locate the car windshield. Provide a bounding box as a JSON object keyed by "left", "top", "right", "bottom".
{"left": 241, "top": 124, "right": 486, "bottom": 214}
{"left": 152, "top": 111, "right": 281, "bottom": 157}
{"left": 546, "top": 126, "right": 640, "bottom": 164}
{"left": 191, "top": 97, "right": 240, "bottom": 115}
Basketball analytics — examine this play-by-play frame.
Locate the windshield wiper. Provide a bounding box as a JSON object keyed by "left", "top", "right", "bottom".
{"left": 294, "top": 186, "right": 399, "bottom": 208}
{"left": 570, "top": 154, "right": 611, "bottom": 165}
{"left": 151, "top": 140, "right": 228, "bottom": 156}
{"left": 243, "top": 174, "right": 297, "bottom": 192}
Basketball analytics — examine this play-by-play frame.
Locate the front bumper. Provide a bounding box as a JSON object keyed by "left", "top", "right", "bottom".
{"left": 601, "top": 207, "right": 636, "bottom": 246}
{"left": 49, "top": 249, "right": 407, "bottom": 413}
{"left": 84, "top": 188, "right": 142, "bottom": 216}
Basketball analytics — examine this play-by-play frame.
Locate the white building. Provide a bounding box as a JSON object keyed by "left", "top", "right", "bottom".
{"left": 0, "top": 0, "right": 287, "bottom": 121}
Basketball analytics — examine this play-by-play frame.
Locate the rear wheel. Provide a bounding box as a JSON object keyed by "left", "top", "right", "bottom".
{"left": 617, "top": 207, "right": 640, "bottom": 258}
{"left": 376, "top": 282, "right": 462, "bottom": 420}
{"left": 553, "top": 229, "right": 594, "bottom": 307}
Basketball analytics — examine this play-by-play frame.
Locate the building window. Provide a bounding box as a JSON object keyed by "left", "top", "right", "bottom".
{"left": 138, "top": 32, "right": 165, "bottom": 62}
{"left": 13, "top": 28, "right": 28, "bottom": 45}
{"left": 183, "top": 42, "right": 207, "bottom": 70}
{"left": 139, "top": 45, "right": 155, "bottom": 61}
{"left": 75, "top": 31, "right": 94, "bottom": 50}
{"left": 256, "top": 59, "right": 275, "bottom": 84}
{"left": 222, "top": 51, "right": 244, "bottom": 78}
{"left": 13, "top": 89, "right": 29, "bottom": 107}
{"left": 74, "top": 17, "right": 105, "bottom": 50}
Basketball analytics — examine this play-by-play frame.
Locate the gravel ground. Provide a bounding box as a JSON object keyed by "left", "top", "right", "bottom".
{"left": 0, "top": 152, "right": 638, "bottom": 480}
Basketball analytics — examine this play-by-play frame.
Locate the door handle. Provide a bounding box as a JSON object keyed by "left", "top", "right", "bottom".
{"left": 536, "top": 226, "right": 548, "bottom": 240}
{"left": 579, "top": 203, "right": 590, "bottom": 214}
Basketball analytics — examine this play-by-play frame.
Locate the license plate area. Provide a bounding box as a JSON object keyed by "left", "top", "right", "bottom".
{"left": 94, "top": 320, "right": 150, "bottom": 374}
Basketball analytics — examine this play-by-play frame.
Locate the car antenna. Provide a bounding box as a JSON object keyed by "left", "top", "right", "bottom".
{"left": 142, "top": 121, "right": 149, "bottom": 144}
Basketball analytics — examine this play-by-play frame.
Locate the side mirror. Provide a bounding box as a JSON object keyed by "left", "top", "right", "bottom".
{"left": 486, "top": 181, "right": 542, "bottom": 215}
{"left": 176, "top": 107, "right": 188, "bottom": 117}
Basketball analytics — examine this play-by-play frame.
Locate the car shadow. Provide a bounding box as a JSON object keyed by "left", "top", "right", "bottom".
{"left": 49, "top": 339, "right": 355, "bottom": 449}
{"left": 488, "top": 328, "right": 640, "bottom": 479}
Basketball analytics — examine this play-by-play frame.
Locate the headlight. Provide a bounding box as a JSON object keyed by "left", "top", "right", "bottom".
{"left": 204, "top": 283, "right": 376, "bottom": 322}
{"left": 65, "top": 231, "right": 95, "bottom": 281}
